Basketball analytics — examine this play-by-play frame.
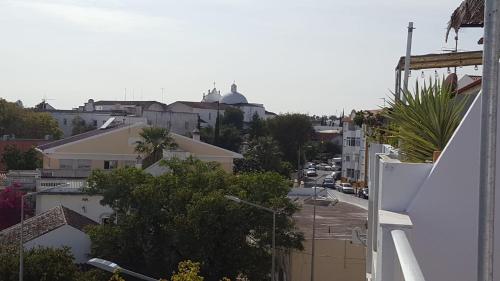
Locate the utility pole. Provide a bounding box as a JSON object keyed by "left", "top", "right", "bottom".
{"left": 477, "top": 0, "right": 499, "bottom": 280}
{"left": 402, "top": 22, "right": 414, "bottom": 103}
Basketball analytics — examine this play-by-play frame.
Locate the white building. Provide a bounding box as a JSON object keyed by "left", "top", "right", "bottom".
{"left": 39, "top": 99, "right": 198, "bottom": 137}
{"left": 0, "top": 205, "right": 97, "bottom": 263}
{"left": 36, "top": 186, "right": 113, "bottom": 224}
{"left": 168, "top": 83, "right": 273, "bottom": 128}
{"left": 342, "top": 110, "right": 367, "bottom": 183}
{"left": 366, "top": 90, "right": 500, "bottom": 281}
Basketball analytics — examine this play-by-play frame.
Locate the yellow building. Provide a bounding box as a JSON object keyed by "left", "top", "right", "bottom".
{"left": 37, "top": 122, "right": 242, "bottom": 177}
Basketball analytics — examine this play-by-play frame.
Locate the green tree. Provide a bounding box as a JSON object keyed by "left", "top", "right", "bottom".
{"left": 1, "top": 145, "right": 41, "bottom": 170}
{"left": 248, "top": 113, "right": 268, "bottom": 140}
{"left": 0, "top": 99, "right": 62, "bottom": 139}
{"left": 217, "top": 126, "right": 242, "bottom": 152}
{"left": 222, "top": 108, "right": 244, "bottom": 130}
{"left": 85, "top": 159, "right": 303, "bottom": 281}
{"left": 234, "top": 137, "right": 290, "bottom": 176}
{"left": 72, "top": 116, "right": 96, "bottom": 135}
{"left": 0, "top": 246, "right": 79, "bottom": 281}
{"left": 267, "top": 114, "right": 314, "bottom": 165}
{"left": 385, "top": 79, "right": 469, "bottom": 162}
{"left": 134, "top": 127, "right": 177, "bottom": 155}
{"left": 171, "top": 260, "right": 204, "bottom": 281}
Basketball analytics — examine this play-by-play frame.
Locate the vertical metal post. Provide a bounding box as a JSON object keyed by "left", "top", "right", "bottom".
{"left": 478, "top": 0, "right": 500, "bottom": 280}
{"left": 402, "top": 22, "right": 414, "bottom": 103}
{"left": 310, "top": 185, "right": 317, "bottom": 281}
{"left": 19, "top": 195, "right": 24, "bottom": 281}
{"left": 395, "top": 69, "right": 400, "bottom": 100}
{"left": 297, "top": 146, "right": 301, "bottom": 181}
{"left": 272, "top": 212, "right": 276, "bottom": 281}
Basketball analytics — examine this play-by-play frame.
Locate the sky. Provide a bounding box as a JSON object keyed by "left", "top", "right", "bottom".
{"left": 0, "top": 0, "right": 484, "bottom": 116}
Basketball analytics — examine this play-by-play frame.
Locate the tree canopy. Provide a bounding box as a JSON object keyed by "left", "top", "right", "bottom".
{"left": 71, "top": 116, "right": 96, "bottom": 135}
{"left": 234, "top": 137, "right": 291, "bottom": 177}
{"left": 0, "top": 183, "right": 33, "bottom": 230}
{"left": 134, "top": 127, "right": 177, "bottom": 155}
{"left": 267, "top": 114, "right": 314, "bottom": 165}
{"left": 0, "top": 99, "right": 62, "bottom": 139}
{"left": 85, "top": 158, "right": 303, "bottom": 281}
{"left": 1, "top": 145, "right": 42, "bottom": 171}
{"left": 222, "top": 108, "right": 244, "bottom": 130}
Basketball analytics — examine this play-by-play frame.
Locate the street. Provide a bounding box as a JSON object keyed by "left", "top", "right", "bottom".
{"left": 303, "top": 169, "right": 368, "bottom": 210}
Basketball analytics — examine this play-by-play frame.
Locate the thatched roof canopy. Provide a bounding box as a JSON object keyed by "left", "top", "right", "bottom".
{"left": 446, "top": 0, "right": 484, "bottom": 41}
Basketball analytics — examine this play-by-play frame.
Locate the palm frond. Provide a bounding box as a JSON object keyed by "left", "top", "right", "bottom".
{"left": 384, "top": 79, "right": 469, "bottom": 162}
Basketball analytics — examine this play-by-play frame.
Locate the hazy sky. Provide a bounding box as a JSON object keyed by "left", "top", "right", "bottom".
{"left": 0, "top": 0, "right": 484, "bottom": 115}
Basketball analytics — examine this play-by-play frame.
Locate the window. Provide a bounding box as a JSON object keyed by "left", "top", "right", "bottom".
{"left": 59, "top": 159, "right": 74, "bottom": 169}
{"left": 209, "top": 112, "right": 211, "bottom": 120}
{"left": 92, "top": 120, "right": 97, "bottom": 126}
{"left": 346, "top": 168, "right": 355, "bottom": 178}
{"left": 104, "top": 160, "right": 118, "bottom": 170}
{"left": 63, "top": 118, "right": 67, "bottom": 125}
{"left": 345, "top": 155, "right": 350, "bottom": 162}
{"left": 185, "top": 121, "right": 189, "bottom": 129}
{"left": 345, "top": 137, "right": 361, "bottom": 147}
{"left": 77, "top": 159, "right": 91, "bottom": 170}
{"left": 354, "top": 154, "right": 360, "bottom": 162}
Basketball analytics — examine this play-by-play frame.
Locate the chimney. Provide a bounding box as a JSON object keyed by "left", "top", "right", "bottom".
{"left": 192, "top": 128, "right": 200, "bottom": 141}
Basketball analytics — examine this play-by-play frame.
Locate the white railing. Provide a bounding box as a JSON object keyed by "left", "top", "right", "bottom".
{"left": 36, "top": 178, "right": 87, "bottom": 191}
{"left": 391, "top": 229, "right": 425, "bottom": 281}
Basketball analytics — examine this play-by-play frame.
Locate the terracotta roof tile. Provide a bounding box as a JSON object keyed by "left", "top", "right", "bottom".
{"left": 0, "top": 206, "right": 98, "bottom": 245}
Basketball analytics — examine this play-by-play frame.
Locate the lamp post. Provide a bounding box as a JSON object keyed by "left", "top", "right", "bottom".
{"left": 225, "top": 195, "right": 276, "bottom": 281}
{"left": 19, "top": 185, "right": 59, "bottom": 281}
{"left": 88, "top": 258, "right": 158, "bottom": 281}
{"left": 310, "top": 174, "right": 327, "bottom": 281}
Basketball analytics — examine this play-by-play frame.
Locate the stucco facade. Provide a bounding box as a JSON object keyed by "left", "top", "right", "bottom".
{"left": 38, "top": 123, "right": 242, "bottom": 174}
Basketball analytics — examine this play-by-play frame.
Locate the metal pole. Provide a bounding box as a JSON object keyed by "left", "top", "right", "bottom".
{"left": 478, "top": 0, "right": 500, "bottom": 280}
{"left": 402, "top": 22, "right": 414, "bottom": 104}
{"left": 310, "top": 174, "right": 326, "bottom": 281}
{"left": 272, "top": 211, "right": 276, "bottom": 281}
{"left": 19, "top": 195, "right": 24, "bottom": 281}
{"left": 297, "top": 146, "right": 301, "bottom": 181}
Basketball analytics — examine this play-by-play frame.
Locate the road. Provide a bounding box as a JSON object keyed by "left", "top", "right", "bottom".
{"left": 303, "top": 169, "right": 368, "bottom": 210}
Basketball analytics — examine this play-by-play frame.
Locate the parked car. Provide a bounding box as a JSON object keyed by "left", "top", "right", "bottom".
{"left": 322, "top": 177, "right": 335, "bottom": 188}
{"left": 306, "top": 168, "right": 317, "bottom": 177}
{"left": 324, "top": 165, "right": 333, "bottom": 171}
{"left": 338, "top": 183, "right": 354, "bottom": 194}
{"left": 330, "top": 171, "right": 341, "bottom": 180}
{"left": 357, "top": 187, "right": 369, "bottom": 199}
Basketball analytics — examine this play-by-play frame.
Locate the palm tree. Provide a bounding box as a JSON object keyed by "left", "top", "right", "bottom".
{"left": 134, "top": 127, "right": 177, "bottom": 155}
{"left": 384, "top": 79, "right": 469, "bottom": 162}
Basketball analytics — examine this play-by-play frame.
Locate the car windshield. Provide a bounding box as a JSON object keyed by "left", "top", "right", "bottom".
{"left": 342, "top": 183, "right": 352, "bottom": 187}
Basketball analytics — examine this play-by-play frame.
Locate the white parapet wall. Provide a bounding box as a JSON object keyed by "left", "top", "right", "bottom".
{"left": 368, "top": 91, "right": 500, "bottom": 281}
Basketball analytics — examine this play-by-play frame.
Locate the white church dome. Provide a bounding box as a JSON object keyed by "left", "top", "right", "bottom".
{"left": 202, "top": 87, "right": 222, "bottom": 103}
{"left": 221, "top": 83, "right": 248, "bottom": 104}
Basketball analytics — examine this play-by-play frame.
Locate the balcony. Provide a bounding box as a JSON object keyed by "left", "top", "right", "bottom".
{"left": 36, "top": 178, "right": 87, "bottom": 191}
{"left": 41, "top": 168, "right": 92, "bottom": 178}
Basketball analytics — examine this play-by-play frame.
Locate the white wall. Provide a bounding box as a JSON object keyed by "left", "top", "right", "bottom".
{"left": 405, "top": 92, "right": 500, "bottom": 281}
{"left": 369, "top": 91, "right": 500, "bottom": 281}
{"left": 24, "top": 225, "right": 92, "bottom": 263}
{"left": 36, "top": 194, "right": 113, "bottom": 223}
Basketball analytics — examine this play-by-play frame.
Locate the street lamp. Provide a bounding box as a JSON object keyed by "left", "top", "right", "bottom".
{"left": 88, "top": 258, "right": 158, "bottom": 281}
{"left": 225, "top": 195, "right": 276, "bottom": 281}
{"left": 310, "top": 173, "right": 327, "bottom": 281}
{"left": 19, "top": 185, "right": 60, "bottom": 281}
